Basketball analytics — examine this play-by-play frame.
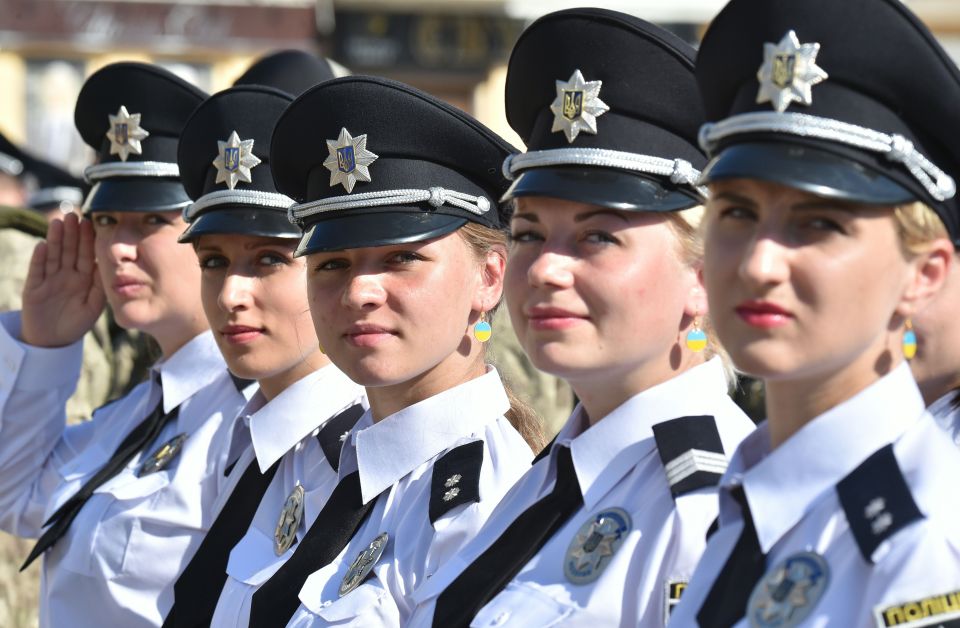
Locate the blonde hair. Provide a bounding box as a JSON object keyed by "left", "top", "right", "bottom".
{"left": 457, "top": 221, "right": 547, "bottom": 453}
{"left": 893, "top": 201, "right": 948, "bottom": 256}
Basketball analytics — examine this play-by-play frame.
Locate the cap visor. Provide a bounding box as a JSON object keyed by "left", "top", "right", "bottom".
{"left": 295, "top": 211, "right": 467, "bottom": 256}
{"left": 502, "top": 166, "right": 702, "bottom": 212}
{"left": 701, "top": 141, "right": 916, "bottom": 205}
{"left": 83, "top": 178, "right": 192, "bottom": 214}
{"left": 179, "top": 207, "right": 300, "bottom": 243}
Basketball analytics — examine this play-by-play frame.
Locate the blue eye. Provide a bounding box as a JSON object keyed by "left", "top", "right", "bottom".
{"left": 199, "top": 255, "right": 227, "bottom": 270}
{"left": 582, "top": 231, "right": 618, "bottom": 245}
{"left": 258, "top": 253, "right": 287, "bottom": 266}
{"left": 314, "top": 258, "right": 349, "bottom": 272}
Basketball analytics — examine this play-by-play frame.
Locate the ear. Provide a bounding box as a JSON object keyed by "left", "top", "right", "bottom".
{"left": 682, "top": 262, "right": 709, "bottom": 320}
{"left": 472, "top": 245, "right": 506, "bottom": 314}
{"left": 896, "top": 237, "right": 953, "bottom": 318}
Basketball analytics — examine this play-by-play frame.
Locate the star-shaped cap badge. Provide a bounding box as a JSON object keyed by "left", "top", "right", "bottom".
{"left": 323, "top": 127, "right": 378, "bottom": 193}
{"left": 106, "top": 105, "right": 149, "bottom": 162}
{"left": 756, "top": 30, "right": 829, "bottom": 113}
{"left": 212, "top": 131, "right": 262, "bottom": 190}
{"left": 550, "top": 69, "right": 610, "bottom": 144}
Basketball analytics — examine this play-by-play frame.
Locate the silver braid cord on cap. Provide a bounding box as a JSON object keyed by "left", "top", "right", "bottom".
{"left": 182, "top": 189, "right": 296, "bottom": 222}
{"left": 699, "top": 111, "right": 957, "bottom": 201}
{"left": 502, "top": 148, "right": 708, "bottom": 197}
{"left": 84, "top": 161, "right": 180, "bottom": 183}
{"left": 287, "top": 187, "right": 492, "bottom": 225}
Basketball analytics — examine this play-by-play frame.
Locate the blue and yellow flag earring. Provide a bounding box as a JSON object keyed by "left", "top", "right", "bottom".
{"left": 474, "top": 312, "right": 492, "bottom": 343}
{"left": 686, "top": 316, "right": 707, "bottom": 353}
{"left": 318, "top": 341, "right": 325, "bottom": 354}
{"left": 902, "top": 319, "right": 917, "bottom": 360}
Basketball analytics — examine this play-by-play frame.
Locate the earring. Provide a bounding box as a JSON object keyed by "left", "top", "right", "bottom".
{"left": 686, "top": 316, "right": 707, "bottom": 353}
{"left": 902, "top": 319, "right": 917, "bottom": 360}
{"left": 318, "top": 341, "right": 325, "bottom": 354}
{"left": 474, "top": 312, "right": 492, "bottom": 343}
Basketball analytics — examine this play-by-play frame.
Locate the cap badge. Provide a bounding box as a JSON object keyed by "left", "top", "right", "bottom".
{"left": 213, "top": 131, "right": 261, "bottom": 190}
{"left": 757, "top": 30, "right": 829, "bottom": 113}
{"left": 747, "top": 551, "right": 830, "bottom": 627}
{"left": 274, "top": 484, "right": 305, "bottom": 556}
{"left": 563, "top": 507, "right": 631, "bottom": 584}
{"left": 324, "top": 127, "right": 379, "bottom": 193}
{"left": 550, "top": 69, "right": 610, "bottom": 143}
{"left": 106, "top": 105, "right": 149, "bottom": 162}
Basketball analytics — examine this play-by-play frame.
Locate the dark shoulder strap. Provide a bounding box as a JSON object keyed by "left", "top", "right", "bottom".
{"left": 315, "top": 403, "right": 365, "bottom": 472}
{"left": 429, "top": 440, "right": 484, "bottom": 524}
{"left": 652, "top": 415, "right": 727, "bottom": 498}
{"left": 836, "top": 443, "right": 923, "bottom": 563}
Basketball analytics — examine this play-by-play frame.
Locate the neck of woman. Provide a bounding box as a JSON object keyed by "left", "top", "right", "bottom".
{"left": 367, "top": 353, "right": 488, "bottom": 423}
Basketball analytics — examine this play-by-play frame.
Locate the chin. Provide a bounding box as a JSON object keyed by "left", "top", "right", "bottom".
{"left": 524, "top": 342, "right": 599, "bottom": 380}
{"left": 109, "top": 300, "right": 158, "bottom": 333}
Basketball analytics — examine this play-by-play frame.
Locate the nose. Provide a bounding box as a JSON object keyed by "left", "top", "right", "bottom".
{"left": 218, "top": 271, "right": 254, "bottom": 312}
{"left": 739, "top": 235, "right": 790, "bottom": 288}
{"left": 341, "top": 272, "right": 387, "bottom": 310}
{"left": 527, "top": 250, "right": 575, "bottom": 289}
{"left": 106, "top": 222, "right": 138, "bottom": 264}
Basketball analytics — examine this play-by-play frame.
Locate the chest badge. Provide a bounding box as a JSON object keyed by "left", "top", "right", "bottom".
{"left": 747, "top": 551, "right": 830, "bottom": 627}
{"left": 563, "top": 507, "right": 631, "bottom": 585}
{"left": 756, "top": 30, "right": 828, "bottom": 113}
{"left": 339, "top": 532, "right": 388, "bottom": 597}
{"left": 137, "top": 433, "right": 187, "bottom": 477}
{"left": 274, "top": 484, "right": 305, "bottom": 555}
{"left": 549, "top": 69, "right": 609, "bottom": 143}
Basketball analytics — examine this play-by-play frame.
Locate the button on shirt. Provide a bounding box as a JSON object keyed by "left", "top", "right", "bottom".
{"left": 0, "top": 312, "right": 253, "bottom": 628}
{"left": 670, "top": 364, "right": 960, "bottom": 627}
{"left": 285, "top": 366, "right": 534, "bottom": 627}
{"left": 211, "top": 364, "right": 366, "bottom": 628}
{"left": 409, "top": 358, "right": 755, "bottom": 627}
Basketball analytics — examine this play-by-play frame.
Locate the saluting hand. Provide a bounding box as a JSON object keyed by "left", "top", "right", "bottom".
{"left": 20, "top": 213, "right": 106, "bottom": 348}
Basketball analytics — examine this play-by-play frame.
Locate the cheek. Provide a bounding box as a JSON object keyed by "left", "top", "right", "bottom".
{"left": 200, "top": 274, "right": 224, "bottom": 318}
{"left": 504, "top": 250, "right": 532, "bottom": 304}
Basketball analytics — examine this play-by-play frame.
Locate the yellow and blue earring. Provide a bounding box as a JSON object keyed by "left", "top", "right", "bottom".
{"left": 318, "top": 341, "right": 325, "bottom": 354}
{"left": 902, "top": 319, "right": 917, "bottom": 360}
{"left": 474, "top": 312, "right": 492, "bottom": 343}
{"left": 686, "top": 316, "right": 707, "bottom": 353}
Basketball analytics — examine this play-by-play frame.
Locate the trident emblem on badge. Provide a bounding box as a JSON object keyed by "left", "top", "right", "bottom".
{"left": 772, "top": 54, "right": 797, "bottom": 89}
{"left": 562, "top": 90, "right": 584, "bottom": 121}
{"left": 224, "top": 146, "right": 240, "bottom": 172}
{"left": 114, "top": 123, "right": 129, "bottom": 145}
{"left": 337, "top": 145, "right": 356, "bottom": 174}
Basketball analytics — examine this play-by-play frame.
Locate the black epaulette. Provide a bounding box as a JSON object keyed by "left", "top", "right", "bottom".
{"left": 429, "top": 440, "right": 484, "bottom": 525}
{"left": 229, "top": 373, "right": 256, "bottom": 394}
{"left": 652, "top": 415, "right": 727, "bottom": 498}
{"left": 836, "top": 443, "right": 923, "bottom": 563}
{"left": 316, "top": 403, "right": 365, "bottom": 472}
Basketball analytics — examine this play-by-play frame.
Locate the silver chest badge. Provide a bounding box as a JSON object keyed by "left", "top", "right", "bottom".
{"left": 550, "top": 69, "right": 610, "bottom": 144}
{"left": 747, "top": 551, "right": 830, "bottom": 627}
{"left": 274, "top": 484, "right": 305, "bottom": 555}
{"left": 323, "top": 127, "right": 379, "bottom": 193}
{"left": 563, "top": 507, "right": 631, "bottom": 584}
{"left": 107, "top": 105, "right": 150, "bottom": 162}
{"left": 339, "top": 532, "right": 388, "bottom": 597}
{"left": 213, "top": 131, "right": 261, "bottom": 190}
{"left": 756, "top": 30, "right": 829, "bottom": 113}
{"left": 137, "top": 433, "right": 187, "bottom": 477}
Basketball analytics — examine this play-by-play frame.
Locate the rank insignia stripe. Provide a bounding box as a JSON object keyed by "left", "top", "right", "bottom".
{"left": 429, "top": 440, "right": 483, "bottom": 524}
{"left": 873, "top": 590, "right": 960, "bottom": 627}
{"left": 652, "top": 415, "right": 727, "bottom": 498}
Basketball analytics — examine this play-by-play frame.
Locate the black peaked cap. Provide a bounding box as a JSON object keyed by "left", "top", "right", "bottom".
{"left": 25, "top": 156, "right": 85, "bottom": 212}
{"left": 503, "top": 8, "right": 706, "bottom": 211}
{"left": 272, "top": 75, "right": 517, "bottom": 255}
{"left": 234, "top": 49, "right": 337, "bottom": 97}
{"left": 697, "top": 0, "right": 960, "bottom": 242}
{"left": 178, "top": 85, "right": 299, "bottom": 242}
{"left": 0, "top": 132, "right": 26, "bottom": 177}
{"left": 74, "top": 62, "right": 207, "bottom": 213}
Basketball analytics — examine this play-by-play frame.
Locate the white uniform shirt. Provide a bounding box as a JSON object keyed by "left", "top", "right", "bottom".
{"left": 0, "top": 311, "right": 253, "bottom": 628}
{"left": 670, "top": 364, "right": 960, "bottom": 628}
{"left": 285, "top": 366, "right": 534, "bottom": 627}
{"left": 928, "top": 389, "right": 960, "bottom": 446}
{"left": 211, "top": 364, "right": 366, "bottom": 628}
{"left": 408, "top": 358, "right": 755, "bottom": 628}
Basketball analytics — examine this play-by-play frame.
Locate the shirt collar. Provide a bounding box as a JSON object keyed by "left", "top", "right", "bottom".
{"left": 248, "top": 364, "right": 365, "bottom": 472}
{"left": 559, "top": 358, "right": 732, "bottom": 509}
{"left": 351, "top": 366, "right": 509, "bottom": 504}
{"left": 154, "top": 331, "right": 227, "bottom": 415}
{"left": 728, "top": 363, "right": 924, "bottom": 552}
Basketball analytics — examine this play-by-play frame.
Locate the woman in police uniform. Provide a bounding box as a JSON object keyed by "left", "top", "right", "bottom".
{"left": 670, "top": 0, "right": 960, "bottom": 625}
{"left": 0, "top": 63, "right": 254, "bottom": 627}
{"left": 407, "top": 9, "right": 755, "bottom": 627}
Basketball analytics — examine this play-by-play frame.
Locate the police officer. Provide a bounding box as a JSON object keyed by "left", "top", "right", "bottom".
{"left": 0, "top": 62, "right": 254, "bottom": 627}
{"left": 408, "top": 9, "right": 755, "bottom": 626}
{"left": 671, "top": 0, "right": 960, "bottom": 625}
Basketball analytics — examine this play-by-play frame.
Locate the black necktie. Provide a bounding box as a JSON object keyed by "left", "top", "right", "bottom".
{"left": 432, "top": 447, "right": 583, "bottom": 627}
{"left": 696, "top": 486, "right": 767, "bottom": 628}
{"left": 248, "top": 471, "right": 378, "bottom": 628}
{"left": 21, "top": 394, "right": 180, "bottom": 570}
{"left": 162, "top": 457, "right": 280, "bottom": 628}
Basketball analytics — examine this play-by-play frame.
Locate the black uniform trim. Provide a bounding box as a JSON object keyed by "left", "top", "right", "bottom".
{"left": 652, "top": 415, "right": 726, "bottom": 498}
{"left": 316, "top": 403, "right": 365, "bottom": 472}
{"left": 229, "top": 373, "right": 256, "bottom": 394}
{"left": 429, "top": 440, "right": 484, "bottom": 524}
{"left": 836, "top": 443, "right": 923, "bottom": 563}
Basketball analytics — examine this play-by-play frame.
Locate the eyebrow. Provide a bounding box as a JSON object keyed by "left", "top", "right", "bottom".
{"left": 511, "top": 212, "right": 539, "bottom": 223}
{"left": 710, "top": 191, "right": 756, "bottom": 207}
{"left": 711, "top": 191, "right": 859, "bottom": 213}
{"left": 573, "top": 209, "right": 630, "bottom": 223}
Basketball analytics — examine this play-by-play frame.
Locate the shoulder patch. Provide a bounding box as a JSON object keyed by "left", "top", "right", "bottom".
{"left": 316, "top": 403, "right": 365, "bottom": 472}
{"left": 836, "top": 443, "right": 924, "bottom": 563}
{"left": 873, "top": 589, "right": 960, "bottom": 627}
{"left": 429, "top": 440, "right": 484, "bottom": 524}
{"left": 652, "top": 415, "right": 727, "bottom": 498}
{"left": 229, "top": 372, "right": 256, "bottom": 394}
